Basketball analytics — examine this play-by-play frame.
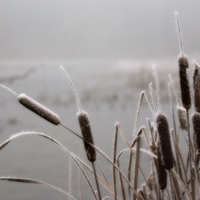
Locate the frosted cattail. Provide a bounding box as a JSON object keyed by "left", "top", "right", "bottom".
{"left": 192, "top": 113, "right": 200, "bottom": 153}
{"left": 156, "top": 113, "right": 173, "bottom": 170}
{"left": 177, "top": 105, "right": 187, "bottom": 130}
{"left": 18, "top": 94, "right": 60, "bottom": 125}
{"left": 77, "top": 111, "right": 96, "bottom": 162}
{"left": 179, "top": 55, "right": 191, "bottom": 110}
{"left": 193, "top": 62, "right": 200, "bottom": 112}
{"left": 156, "top": 142, "right": 167, "bottom": 190}
{"left": 175, "top": 13, "right": 191, "bottom": 109}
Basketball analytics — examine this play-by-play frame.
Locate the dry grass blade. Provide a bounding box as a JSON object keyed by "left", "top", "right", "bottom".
{"left": 0, "top": 132, "right": 98, "bottom": 200}
{"left": 128, "top": 127, "right": 143, "bottom": 197}
{"left": 0, "top": 177, "right": 76, "bottom": 200}
{"left": 133, "top": 91, "right": 145, "bottom": 138}
{"left": 171, "top": 169, "right": 192, "bottom": 200}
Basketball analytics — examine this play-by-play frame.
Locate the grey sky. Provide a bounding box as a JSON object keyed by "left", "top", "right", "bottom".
{"left": 0, "top": 0, "right": 200, "bottom": 61}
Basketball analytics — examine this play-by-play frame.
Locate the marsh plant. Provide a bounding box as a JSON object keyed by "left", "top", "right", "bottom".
{"left": 1, "top": 12, "right": 200, "bottom": 200}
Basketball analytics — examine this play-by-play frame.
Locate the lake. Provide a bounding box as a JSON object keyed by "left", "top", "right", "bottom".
{"left": 0, "top": 60, "right": 182, "bottom": 199}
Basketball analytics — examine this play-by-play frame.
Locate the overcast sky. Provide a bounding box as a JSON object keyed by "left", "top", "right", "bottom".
{"left": 0, "top": 0, "right": 200, "bottom": 61}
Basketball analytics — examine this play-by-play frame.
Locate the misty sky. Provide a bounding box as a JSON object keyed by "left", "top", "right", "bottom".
{"left": 0, "top": 0, "right": 200, "bottom": 61}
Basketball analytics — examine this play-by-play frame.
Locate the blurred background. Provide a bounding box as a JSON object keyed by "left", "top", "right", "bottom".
{"left": 0, "top": 1, "right": 199, "bottom": 199}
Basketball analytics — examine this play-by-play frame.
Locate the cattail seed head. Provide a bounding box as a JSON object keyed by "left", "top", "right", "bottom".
{"left": 18, "top": 94, "right": 60, "bottom": 125}
{"left": 178, "top": 54, "right": 191, "bottom": 109}
{"left": 156, "top": 142, "right": 167, "bottom": 190}
{"left": 156, "top": 113, "right": 173, "bottom": 170}
{"left": 177, "top": 105, "right": 187, "bottom": 130}
{"left": 192, "top": 113, "right": 200, "bottom": 153}
{"left": 193, "top": 62, "right": 200, "bottom": 112}
{"left": 77, "top": 111, "right": 96, "bottom": 162}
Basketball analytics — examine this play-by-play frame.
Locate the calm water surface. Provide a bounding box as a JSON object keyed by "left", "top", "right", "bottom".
{"left": 0, "top": 62, "right": 182, "bottom": 199}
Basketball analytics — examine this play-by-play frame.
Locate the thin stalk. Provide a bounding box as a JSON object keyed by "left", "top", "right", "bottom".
{"left": 92, "top": 162, "right": 102, "bottom": 200}
{"left": 186, "top": 109, "right": 194, "bottom": 194}
{"left": 128, "top": 128, "right": 143, "bottom": 197}
{"left": 172, "top": 169, "right": 192, "bottom": 200}
{"left": 97, "top": 160, "right": 109, "bottom": 186}
{"left": 113, "top": 123, "right": 119, "bottom": 200}
{"left": 169, "top": 170, "right": 176, "bottom": 200}
{"left": 133, "top": 136, "right": 141, "bottom": 200}
{"left": 117, "top": 159, "right": 126, "bottom": 200}
{"left": 171, "top": 168, "right": 182, "bottom": 200}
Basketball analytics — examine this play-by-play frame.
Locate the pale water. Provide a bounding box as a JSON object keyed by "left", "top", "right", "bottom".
{"left": 0, "top": 61, "right": 180, "bottom": 199}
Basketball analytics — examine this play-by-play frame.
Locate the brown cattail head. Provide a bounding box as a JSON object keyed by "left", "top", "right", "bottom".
{"left": 18, "top": 94, "right": 60, "bottom": 125}
{"left": 77, "top": 111, "right": 96, "bottom": 162}
{"left": 178, "top": 54, "right": 191, "bottom": 110}
{"left": 192, "top": 113, "right": 200, "bottom": 153}
{"left": 177, "top": 105, "right": 187, "bottom": 130}
{"left": 156, "top": 113, "right": 173, "bottom": 170}
{"left": 156, "top": 142, "right": 167, "bottom": 190}
{"left": 193, "top": 62, "right": 200, "bottom": 112}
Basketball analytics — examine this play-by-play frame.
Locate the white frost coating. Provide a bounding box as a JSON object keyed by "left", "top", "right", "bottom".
{"left": 77, "top": 110, "right": 88, "bottom": 117}
{"left": 60, "top": 65, "right": 83, "bottom": 112}
{"left": 18, "top": 94, "right": 60, "bottom": 125}
{"left": 0, "top": 84, "right": 18, "bottom": 96}
{"left": 175, "top": 11, "right": 184, "bottom": 55}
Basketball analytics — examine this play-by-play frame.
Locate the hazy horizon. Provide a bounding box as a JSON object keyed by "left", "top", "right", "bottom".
{"left": 0, "top": 1, "right": 200, "bottom": 62}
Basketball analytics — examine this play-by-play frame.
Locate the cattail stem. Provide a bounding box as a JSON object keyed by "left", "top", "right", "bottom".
{"left": 117, "top": 159, "right": 126, "bottom": 200}
{"left": 186, "top": 109, "right": 194, "bottom": 191}
{"left": 175, "top": 12, "right": 184, "bottom": 55}
{"left": 92, "top": 162, "right": 102, "bottom": 200}
{"left": 0, "top": 84, "right": 18, "bottom": 97}
{"left": 113, "top": 123, "right": 119, "bottom": 200}
{"left": 60, "top": 66, "right": 83, "bottom": 112}
{"left": 169, "top": 170, "right": 176, "bottom": 200}
{"left": 133, "top": 136, "right": 141, "bottom": 200}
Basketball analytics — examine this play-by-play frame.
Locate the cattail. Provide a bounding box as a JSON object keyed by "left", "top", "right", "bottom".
{"left": 192, "top": 112, "right": 200, "bottom": 153}
{"left": 193, "top": 62, "right": 200, "bottom": 112}
{"left": 179, "top": 54, "right": 191, "bottom": 110}
{"left": 156, "top": 113, "right": 173, "bottom": 170}
{"left": 156, "top": 142, "right": 167, "bottom": 190}
{"left": 77, "top": 111, "right": 96, "bottom": 162}
{"left": 177, "top": 105, "right": 187, "bottom": 130}
{"left": 61, "top": 66, "right": 96, "bottom": 162}
{"left": 18, "top": 94, "right": 60, "bottom": 125}
{"left": 61, "top": 66, "right": 101, "bottom": 199}
{"left": 175, "top": 12, "right": 191, "bottom": 109}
